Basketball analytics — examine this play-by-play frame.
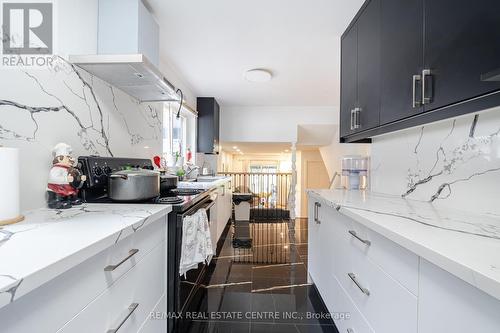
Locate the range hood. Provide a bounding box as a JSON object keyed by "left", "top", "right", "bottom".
{"left": 69, "top": 0, "right": 181, "bottom": 103}
{"left": 69, "top": 53, "right": 179, "bottom": 102}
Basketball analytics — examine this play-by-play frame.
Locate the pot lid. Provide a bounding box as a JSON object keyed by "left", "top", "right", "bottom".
{"left": 112, "top": 169, "right": 160, "bottom": 177}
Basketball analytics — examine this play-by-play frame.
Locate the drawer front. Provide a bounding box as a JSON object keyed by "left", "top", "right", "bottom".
{"left": 105, "top": 216, "right": 166, "bottom": 280}
{"left": 58, "top": 240, "right": 166, "bottom": 333}
{"left": 335, "top": 244, "right": 417, "bottom": 333}
{"left": 138, "top": 294, "right": 166, "bottom": 333}
{"left": 0, "top": 218, "right": 166, "bottom": 333}
{"left": 329, "top": 274, "right": 374, "bottom": 333}
{"left": 334, "top": 209, "right": 418, "bottom": 295}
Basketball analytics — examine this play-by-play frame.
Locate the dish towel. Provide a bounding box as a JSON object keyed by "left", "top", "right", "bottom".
{"left": 179, "top": 209, "right": 214, "bottom": 277}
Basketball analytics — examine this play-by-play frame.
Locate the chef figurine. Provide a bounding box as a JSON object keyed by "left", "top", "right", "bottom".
{"left": 46, "top": 143, "right": 86, "bottom": 209}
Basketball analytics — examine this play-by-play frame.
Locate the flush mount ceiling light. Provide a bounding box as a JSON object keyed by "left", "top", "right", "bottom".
{"left": 244, "top": 69, "right": 273, "bottom": 82}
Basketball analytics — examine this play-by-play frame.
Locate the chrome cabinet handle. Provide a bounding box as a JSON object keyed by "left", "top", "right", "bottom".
{"left": 352, "top": 107, "right": 361, "bottom": 130}
{"left": 313, "top": 202, "right": 318, "bottom": 223}
{"left": 350, "top": 109, "right": 355, "bottom": 130}
{"left": 107, "top": 303, "right": 139, "bottom": 333}
{"left": 347, "top": 329, "right": 355, "bottom": 333}
{"left": 422, "top": 69, "right": 432, "bottom": 105}
{"left": 314, "top": 202, "right": 321, "bottom": 224}
{"left": 104, "top": 249, "right": 139, "bottom": 271}
{"left": 348, "top": 230, "right": 371, "bottom": 246}
{"left": 348, "top": 273, "right": 370, "bottom": 296}
{"left": 412, "top": 74, "right": 421, "bottom": 108}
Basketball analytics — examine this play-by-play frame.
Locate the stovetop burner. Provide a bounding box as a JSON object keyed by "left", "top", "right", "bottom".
{"left": 157, "top": 196, "right": 184, "bottom": 204}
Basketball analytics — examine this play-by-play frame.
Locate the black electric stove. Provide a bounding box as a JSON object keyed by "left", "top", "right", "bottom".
{"left": 77, "top": 156, "right": 216, "bottom": 333}
{"left": 77, "top": 156, "right": 211, "bottom": 212}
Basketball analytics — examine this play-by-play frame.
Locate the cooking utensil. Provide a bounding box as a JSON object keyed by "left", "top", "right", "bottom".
{"left": 108, "top": 169, "right": 160, "bottom": 201}
{"left": 160, "top": 173, "right": 178, "bottom": 195}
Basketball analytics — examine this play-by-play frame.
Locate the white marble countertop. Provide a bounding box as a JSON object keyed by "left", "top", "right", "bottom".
{"left": 178, "top": 176, "right": 232, "bottom": 190}
{"left": 0, "top": 203, "right": 171, "bottom": 310}
{"left": 307, "top": 189, "right": 500, "bottom": 301}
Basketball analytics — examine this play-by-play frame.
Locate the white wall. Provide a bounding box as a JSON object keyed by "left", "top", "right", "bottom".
{"left": 297, "top": 149, "right": 330, "bottom": 217}
{"left": 228, "top": 153, "right": 292, "bottom": 173}
{"left": 319, "top": 134, "right": 371, "bottom": 184}
{"left": 220, "top": 106, "right": 337, "bottom": 143}
{"left": 0, "top": 0, "right": 195, "bottom": 210}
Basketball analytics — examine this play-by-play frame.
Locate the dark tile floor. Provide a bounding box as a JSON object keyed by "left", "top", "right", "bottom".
{"left": 185, "top": 218, "right": 339, "bottom": 333}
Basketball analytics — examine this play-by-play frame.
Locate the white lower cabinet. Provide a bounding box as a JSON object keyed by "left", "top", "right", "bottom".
{"left": 138, "top": 294, "right": 167, "bottom": 333}
{"left": 215, "top": 180, "right": 232, "bottom": 241}
{"left": 418, "top": 259, "right": 500, "bottom": 333}
{"left": 329, "top": 274, "right": 374, "bottom": 333}
{"left": 0, "top": 217, "right": 167, "bottom": 333}
{"left": 58, "top": 240, "right": 166, "bottom": 333}
{"left": 308, "top": 196, "right": 417, "bottom": 333}
{"left": 307, "top": 193, "right": 500, "bottom": 333}
{"left": 307, "top": 199, "right": 334, "bottom": 287}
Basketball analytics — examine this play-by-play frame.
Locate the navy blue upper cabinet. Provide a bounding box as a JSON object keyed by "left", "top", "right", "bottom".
{"left": 197, "top": 97, "right": 220, "bottom": 154}
{"left": 340, "top": 0, "right": 380, "bottom": 138}
{"left": 380, "top": 0, "right": 423, "bottom": 124}
{"left": 423, "top": 0, "right": 500, "bottom": 112}
{"left": 340, "top": 24, "right": 358, "bottom": 138}
{"left": 356, "top": 0, "right": 381, "bottom": 132}
{"left": 340, "top": 0, "right": 500, "bottom": 143}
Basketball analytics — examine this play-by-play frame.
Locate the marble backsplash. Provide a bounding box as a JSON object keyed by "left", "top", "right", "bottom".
{"left": 371, "top": 105, "right": 500, "bottom": 216}
{"left": 0, "top": 57, "right": 164, "bottom": 211}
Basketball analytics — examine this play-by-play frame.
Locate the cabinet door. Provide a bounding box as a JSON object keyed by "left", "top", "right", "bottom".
{"left": 423, "top": 0, "right": 500, "bottom": 112}
{"left": 307, "top": 199, "right": 321, "bottom": 283}
{"left": 340, "top": 24, "right": 358, "bottom": 138}
{"left": 418, "top": 259, "right": 500, "bottom": 333}
{"left": 356, "top": 0, "right": 381, "bottom": 131}
{"left": 380, "top": 0, "right": 424, "bottom": 124}
{"left": 213, "top": 100, "right": 220, "bottom": 154}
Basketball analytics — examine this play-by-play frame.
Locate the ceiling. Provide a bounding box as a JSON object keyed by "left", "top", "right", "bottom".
{"left": 148, "top": 0, "right": 364, "bottom": 107}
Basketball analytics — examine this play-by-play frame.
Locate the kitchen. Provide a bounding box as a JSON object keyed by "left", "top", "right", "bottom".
{"left": 1, "top": 0, "right": 500, "bottom": 332}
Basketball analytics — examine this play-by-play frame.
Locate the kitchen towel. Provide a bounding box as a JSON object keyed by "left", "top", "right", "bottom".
{"left": 0, "top": 147, "right": 21, "bottom": 223}
{"left": 179, "top": 209, "right": 214, "bottom": 277}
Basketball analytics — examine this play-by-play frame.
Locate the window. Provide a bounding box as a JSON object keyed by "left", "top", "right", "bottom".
{"left": 172, "top": 113, "right": 187, "bottom": 157}
{"left": 163, "top": 102, "right": 196, "bottom": 164}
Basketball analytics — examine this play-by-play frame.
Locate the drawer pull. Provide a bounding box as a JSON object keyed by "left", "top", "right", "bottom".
{"left": 348, "top": 273, "right": 370, "bottom": 296}
{"left": 348, "top": 230, "right": 371, "bottom": 246}
{"left": 104, "top": 249, "right": 139, "bottom": 271}
{"left": 347, "top": 329, "right": 355, "bottom": 333}
{"left": 107, "top": 303, "right": 139, "bottom": 333}
{"left": 314, "top": 202, "right": 322, "bottom": 224}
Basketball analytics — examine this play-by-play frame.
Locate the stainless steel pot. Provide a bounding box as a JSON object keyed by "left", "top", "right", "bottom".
{"left": 108, "top": 169, "right": 160, "bottom": 201}
{"left": 160, "top": 173, "right": 178, "bottom": 195}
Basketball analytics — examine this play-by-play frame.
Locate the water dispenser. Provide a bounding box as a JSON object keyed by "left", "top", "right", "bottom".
{"left": 341, "top": 156, "right": 368, "bottom": 190}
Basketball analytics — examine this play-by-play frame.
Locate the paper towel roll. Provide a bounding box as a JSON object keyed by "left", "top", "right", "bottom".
{"left": 0, "top": 147, "right": 21, "bottom": 221}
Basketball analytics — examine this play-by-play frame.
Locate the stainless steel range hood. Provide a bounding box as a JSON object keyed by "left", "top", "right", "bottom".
{"left": 69, "top": 54, "right": 179, "bottom": 103}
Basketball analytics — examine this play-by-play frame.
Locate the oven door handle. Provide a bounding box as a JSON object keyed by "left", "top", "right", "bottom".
{"left": 186, "top": 200, "right": 216, "bottom": 217}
